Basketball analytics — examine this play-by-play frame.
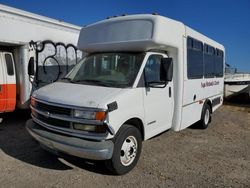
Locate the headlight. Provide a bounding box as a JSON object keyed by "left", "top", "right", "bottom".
{"left": 74, "top": 110, "right": 106, "bottom": 121}
{"left": 74, "top": 110, "right": 95, "bottom": 119}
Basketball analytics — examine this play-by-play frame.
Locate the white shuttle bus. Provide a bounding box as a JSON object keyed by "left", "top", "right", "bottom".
{"left": 26, "top": 14, "right": 225, "bottom": 174}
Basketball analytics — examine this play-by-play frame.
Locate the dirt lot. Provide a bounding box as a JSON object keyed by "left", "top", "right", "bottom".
{"left": 0, "top": 104, "right": 250, "bottom": 188}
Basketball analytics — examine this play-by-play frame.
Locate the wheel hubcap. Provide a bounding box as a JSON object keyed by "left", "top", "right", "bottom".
{"left": 204, "top": 109, "right": 210, "bottom": 125}
{"left": 120, "top": 136, "right": 138, "bottom": 166}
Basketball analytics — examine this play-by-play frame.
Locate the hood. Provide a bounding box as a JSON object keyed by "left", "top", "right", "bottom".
{"left": 32, "top": 82, "right": 122, "bottom": 109}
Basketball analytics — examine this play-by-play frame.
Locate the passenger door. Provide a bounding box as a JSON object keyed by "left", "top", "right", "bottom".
{"left": 143, "top": 53, "right": 174, "bottom": 138}
{"left": 0, "top": 52, "right": 16, "bottom": 112}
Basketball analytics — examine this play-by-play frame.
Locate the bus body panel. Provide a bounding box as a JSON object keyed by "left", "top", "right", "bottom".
{"left": 0, "top": 52, "right": 16, "bottom": 112}
{"left": 179, "top": 27, "right": 225, "bottom": 130}
{"left": 0, "top": 53, "right": 6, "bottom": 111}
{"left": 0, "top": 4, "right": 81, "bottom": 112}
{"left": 0, "top": 4, "right": 80, "bottom": 45}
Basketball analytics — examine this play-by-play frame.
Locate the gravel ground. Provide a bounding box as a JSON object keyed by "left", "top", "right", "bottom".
{"left": 0, "top": 104, "right": 250, "bottom": 188}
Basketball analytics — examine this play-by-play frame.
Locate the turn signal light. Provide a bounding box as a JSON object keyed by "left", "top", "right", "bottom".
{"left": 95, "top": 111, "right": 106, "bottom": 121}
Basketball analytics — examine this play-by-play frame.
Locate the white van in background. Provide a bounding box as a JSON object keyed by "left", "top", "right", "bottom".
{"left": 26, "top": 14, "right": 225, "bottom": 174}
{"left": 0, "top": 4, "right": 82, "bottom": 114}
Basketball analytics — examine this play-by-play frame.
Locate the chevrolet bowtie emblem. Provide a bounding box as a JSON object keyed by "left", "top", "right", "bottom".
{"left": 44, "top": 111, "right": 50, "bottom": 118}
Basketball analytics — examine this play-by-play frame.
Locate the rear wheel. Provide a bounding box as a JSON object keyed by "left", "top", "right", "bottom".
{"left": 105, "top": 124, "right": 142, "bottom": 175}
{"left": 199, "top": 103, "right": 212, "bottom": 129}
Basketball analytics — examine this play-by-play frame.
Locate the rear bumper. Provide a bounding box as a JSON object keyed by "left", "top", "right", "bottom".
{"left": 26, "top": 119, "right": 114, "bottom": 160}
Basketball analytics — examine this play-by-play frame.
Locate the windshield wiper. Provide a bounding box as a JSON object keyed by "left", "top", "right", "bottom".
{"left": 73, "top": 79, "right": 113, "bottom": 87}
{"left": 104, "top": 80, "right": 129, "bottom": 88}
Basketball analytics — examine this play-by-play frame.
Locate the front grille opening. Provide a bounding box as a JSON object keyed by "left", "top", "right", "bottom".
{"left": 35, "top": 101, "right": 71, "bottom": 116}
{"left": 33, "top": 112, "right": 70, "bottom": 129}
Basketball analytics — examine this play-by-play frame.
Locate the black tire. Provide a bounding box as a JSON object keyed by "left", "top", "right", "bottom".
{"left": 105, "top": 124, "right": 142, "bottom": 175}
{"left": 199, "top": 103, "right": 212, "bottom": 129}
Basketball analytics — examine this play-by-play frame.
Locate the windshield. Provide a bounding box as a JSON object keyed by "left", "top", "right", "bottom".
{"left": 65, "top": 52, "right": 144, "bottom": 88}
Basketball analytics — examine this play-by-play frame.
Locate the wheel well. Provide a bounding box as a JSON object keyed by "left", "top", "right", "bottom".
{"left": 205, "top": 99, "right": 212, "bottom": 113}
{"left": 124, "top": 118, "right": 144, "bottom": 140}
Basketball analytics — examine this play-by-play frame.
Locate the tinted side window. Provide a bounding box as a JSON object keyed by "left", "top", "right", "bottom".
{"left": 5, "top": 54, "right": 14, "bottom": 76}
{"left": 187, "top": 37, "right": 203, "bottom": 79}
{"left": 214, "top": 49, "right": 224, "bottom": 77}
{"left": 204, "top": 44, "right": 215, "bottom": 78}
{"left": 144, "top": 55, "right": 162, "bottom": 82}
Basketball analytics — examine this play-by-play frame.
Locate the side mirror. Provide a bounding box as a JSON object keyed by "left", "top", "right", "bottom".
{"left": 28, "top": 57, "right": 35, "bottom": 76}
{"left": 160, "top": 58, "right": 173, "bottom": 82}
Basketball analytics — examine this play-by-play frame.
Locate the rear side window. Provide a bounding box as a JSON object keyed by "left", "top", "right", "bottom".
{"left": 187, "top": 37, "right": 203, "bottom": 79}
{"left": 214, "top": 49, "right": 224, "bottom": 77}
{"left": 187, "top": 36, "right": 224, "bottom": 79}
{"left": 204, "top": 44, "right": 215, "bottom": 78}
{"left": 5, "top": 54, "right": 14, "bottom": 76}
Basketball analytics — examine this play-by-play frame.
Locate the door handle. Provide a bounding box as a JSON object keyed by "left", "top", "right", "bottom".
{"left": 169, "top": 87, "right": 172, "bottom": 98}
{"left": 0, "top": 85, "right": 2, "bottom": 92}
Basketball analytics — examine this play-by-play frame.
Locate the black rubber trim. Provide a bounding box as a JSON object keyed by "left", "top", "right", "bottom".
{"left": 107, "top": 102, "right": 118, "bottom": 112}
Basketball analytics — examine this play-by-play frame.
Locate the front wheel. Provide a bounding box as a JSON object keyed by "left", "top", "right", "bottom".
{"left": 105, "top": 124, "right": 142, "bottom": 175}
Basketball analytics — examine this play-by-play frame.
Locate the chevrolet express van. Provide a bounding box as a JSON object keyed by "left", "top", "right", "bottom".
{"left": 26, "top": 14, "right": 225, "bottom": 174}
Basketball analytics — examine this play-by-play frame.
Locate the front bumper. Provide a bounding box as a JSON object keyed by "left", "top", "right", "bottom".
{"left": 26, "top": 119, "right": 114, "bottom": 160}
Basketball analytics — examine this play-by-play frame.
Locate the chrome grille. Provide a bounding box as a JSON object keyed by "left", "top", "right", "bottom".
{"left": 31, "top": 99, "right": 72, "bottom": 130}
{"left": 33, "top": 112, "right": 70, "bottom": 128}
{"left": 30, "top": 98, "right": 108, "bottom": 140}
{"left": 35, "top": 101, "right": 71, "bottom": 116}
